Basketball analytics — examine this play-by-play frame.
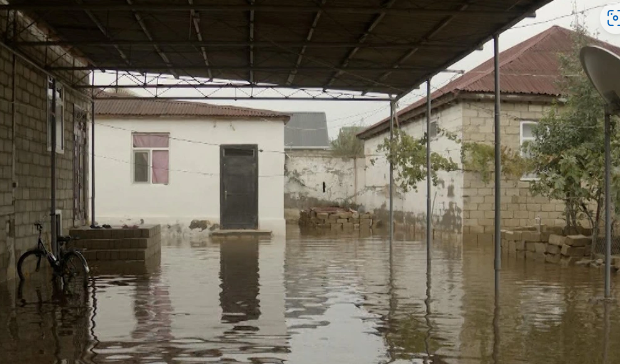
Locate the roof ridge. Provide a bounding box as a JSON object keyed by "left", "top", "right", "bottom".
{"left": 98, "top": 91, "right": 285, "bottom": 116}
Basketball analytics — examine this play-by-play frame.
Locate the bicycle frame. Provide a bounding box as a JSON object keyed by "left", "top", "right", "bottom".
{"left": 34, "top": 224, "right": 62, "bottom": 271}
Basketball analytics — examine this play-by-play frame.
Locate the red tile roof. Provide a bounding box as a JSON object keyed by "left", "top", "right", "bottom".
{"left": 357, "top": 25, "right": 620, "bottom": 140}
{"left": 95, "top": 91, "right": 289, "bottom": 120}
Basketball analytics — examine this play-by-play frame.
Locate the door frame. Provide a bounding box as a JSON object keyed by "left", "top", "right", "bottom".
{"left": 219, "top": 144, "right": 259, "bottom": 229}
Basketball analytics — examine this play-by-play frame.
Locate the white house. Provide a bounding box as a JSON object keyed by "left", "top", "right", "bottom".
{"left": 92, "top": 92, "right": 290, "bottom": 236}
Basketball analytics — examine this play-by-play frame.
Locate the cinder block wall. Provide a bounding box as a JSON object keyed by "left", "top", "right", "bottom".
{"left": 461, "top": 100, "right": 565, "bottom": 244}
{"left": 0, "top": 13, "right": 90, "bottom": 282}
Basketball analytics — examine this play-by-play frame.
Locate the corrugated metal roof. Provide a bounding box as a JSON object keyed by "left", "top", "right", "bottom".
{"left": 284, "top": 112, "right": 330, "bottom": 149}
{"left": 358, "top": 26, "right": 620, "bottom": 140}
{"left": 95, "top": 91, "right": 289, "bottom": 119}
{"left": 5, "top": 0, "right": 553, "bottom": 97}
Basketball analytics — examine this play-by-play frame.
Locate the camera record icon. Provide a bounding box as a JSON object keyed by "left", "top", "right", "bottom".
{"left": 602, "top": 4, "right": 620, "bottom": 34}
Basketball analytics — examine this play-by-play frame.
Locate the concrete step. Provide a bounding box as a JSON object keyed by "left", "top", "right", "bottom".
{"left": 69, "top": 225, "right": 161, "bottom": 239}
{"left": 68, "top": 238, "right": 150, "bottom": 250}
{"left": 80, "top": 249, "right": 150, "bottom": 261}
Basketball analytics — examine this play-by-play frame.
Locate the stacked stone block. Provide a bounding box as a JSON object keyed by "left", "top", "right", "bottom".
{"left": 501, "top": 226, "right": 594, "bottom": 266}
{"left": 299, "top": 208, "right": 374, "bottom": 233}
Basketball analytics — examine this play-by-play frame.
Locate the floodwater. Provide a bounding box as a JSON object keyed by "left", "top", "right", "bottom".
{"left": 0, "top": 229, "right": 619, "bottom": 364}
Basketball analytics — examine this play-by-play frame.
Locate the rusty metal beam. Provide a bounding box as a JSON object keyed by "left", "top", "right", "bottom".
{"left": 287, "top": 0, "right": 325, "bottom": 85}
{"left": 49, "top": 65, "right": 429, "bottom": 72}
{"left": 367, "top": 2, "right": 470, "bottom": 92}
{"left": 188, "top": 0, "right": 212, "bottom": 80}
{"left": 0, "top": 3, "right": 526, "bottom": 17}
{"left": 248, "top": 0, "right": 255, "bottom": 83}
{"left": 12, "top": 39, "right": 472, "bottom": 49}
{"left": 75, "top": 0, "right": 131, "bottom": 66}
{"left": 126, "top": 0, "right": 178, "bottom": 78}
{"left": 324, "top": 0, "right": 397, "bottom": 89}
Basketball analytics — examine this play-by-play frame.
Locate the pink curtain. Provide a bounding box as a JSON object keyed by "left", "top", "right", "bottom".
{"left": 152, "top": 150, "right": 169, "bottom": 184}
{"left": 133, "top": 133, "right": 169, "bottom": 148}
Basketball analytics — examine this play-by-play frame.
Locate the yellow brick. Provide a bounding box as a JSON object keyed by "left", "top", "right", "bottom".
{"left": 470, "top": 211, "right": 485, "bottom": 219}
{"left": 464, "top": 218, "right": 479, "bottom": 226}
{"left": 527, "top": 204, "right": 541, "bottom": 212}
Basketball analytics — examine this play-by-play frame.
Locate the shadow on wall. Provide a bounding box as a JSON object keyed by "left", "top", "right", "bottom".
{"left": 372, "top": 200, "right": 463, "bottom": 234}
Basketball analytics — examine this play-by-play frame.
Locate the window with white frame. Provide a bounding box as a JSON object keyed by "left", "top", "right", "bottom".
{"left": 132, "top": 132, "right": 170, "bottom": 184}
{"left": 47, "top": 78, "right": 64, "bottom": 153}
{"left": 520, "top": 121, "right": 538, "bottom": 180}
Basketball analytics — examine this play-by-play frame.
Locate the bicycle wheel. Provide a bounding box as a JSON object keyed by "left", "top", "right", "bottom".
{"left": 17, "top": 250, "right": 50, "bottom": 282}
{"left": 60, "top": 251, "right": 89, "bottom": 292}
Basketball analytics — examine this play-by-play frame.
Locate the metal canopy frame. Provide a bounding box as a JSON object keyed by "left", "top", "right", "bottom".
{"left": 1, "top": 0, "right": 550, "bottom": 100}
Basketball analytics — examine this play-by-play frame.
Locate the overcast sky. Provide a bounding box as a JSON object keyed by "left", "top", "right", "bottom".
{"left": 96, "top": 0, "right": 619, "bottom": 139}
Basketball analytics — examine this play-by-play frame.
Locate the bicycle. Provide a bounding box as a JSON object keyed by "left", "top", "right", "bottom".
{"left": 17, "top": 222, "right": 90, "bottom": 294}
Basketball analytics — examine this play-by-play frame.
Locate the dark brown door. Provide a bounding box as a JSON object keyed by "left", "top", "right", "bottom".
{"left": 220, "top": 145, "right": 258, "bottom": 229}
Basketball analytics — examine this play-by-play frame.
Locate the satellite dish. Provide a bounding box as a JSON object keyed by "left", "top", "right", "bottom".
{"left": 580, "top": 45, "right": 620, "bottom": 111}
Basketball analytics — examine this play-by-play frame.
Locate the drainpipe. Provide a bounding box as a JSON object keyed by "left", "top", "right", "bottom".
{"left": 389, "top": 98, "right": 395, "bottom": 246}
{"left": 426, "top": 78, "right": 432, "bottom": 266}
{"left": 11, "top": 54, "right": 16, "bottom": 209}
{"left": 493, "top": 34, "right": 502, "bottom": 294}
{"left": 50, "top": 78, "right": 57, "bottom": 255}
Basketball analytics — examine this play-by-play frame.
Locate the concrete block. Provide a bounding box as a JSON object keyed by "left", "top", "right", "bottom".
{"left": 561, "top": 245, "right": 586, "bottom": 257}
{"left": 526, "top": 251, "right": 543, "bottom": 261}
{"left": 343, "top": 223, "right": 354, "bottom": 230}
{"left": 565, "top": 235, "right": 590, "bottom": 247}
{"left": 508, "top": 240, "right": 517, "bottom": 253}
{"left": 339, "top": 212, "right": 352, "bottom": 219}
{"left": 331, "top": 223, "right": 343, "bottom": 231}
{"left": 522, "top": 232, "right": 543, "bottom": 242}
{"left": 351, "top": 213, "right": 360, "bottom": 219}
{"left": 560, "top": 256, "right": 576, "bottom": 266}
{"left": 546, "top": 244, "right": 561, "bottom": 255}
{"left": 354, "top": 224, "right": 360, "bottom": 230}
{"left": 336, "top": 219, "right": 348, "bottom": 224}
{"left": 515, "top": 240, "right": 526, "bottom": 251}
{"left": 525, "top": 241, "right": 537, "bottom": 252}
{"left": 535, "top": 242, "right": 547, "bottom": 254}
{"left": 545, "top": 253, "right": 561, "bottom": 264}
{"left": 548, "top": 234, "right": 566, "bottom": 246}
{"left": 360, "top": 219, "right": 372, "bottom": 226}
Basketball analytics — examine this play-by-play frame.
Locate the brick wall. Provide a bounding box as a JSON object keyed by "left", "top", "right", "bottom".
{"left": 0, "top": 12, "right": 90, "bottom": 282}
{"left": 461, "top": 100, "right": 565, "bottom": 244}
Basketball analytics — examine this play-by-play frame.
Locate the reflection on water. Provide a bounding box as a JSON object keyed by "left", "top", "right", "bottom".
{"left": 0, "top": 228, "right": 618, "bottom": 363}
{"left": 220, "top": 240, "right": 260, "bottom": 324}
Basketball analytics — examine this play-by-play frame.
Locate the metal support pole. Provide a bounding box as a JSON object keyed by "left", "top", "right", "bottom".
{"left": 389, "top": 99, "right": 395, "bottom": 245}
{"left": 426, "top": 79, "right": 432, "bottom": 263}
{"left": 604, "top": 108, "right": 611, "bottom": 299}
{"left": 493, "top": 34, "right": 502, "bottom": 292}
{"left": 50, "top": 78, "right": 57, "bottom": 255}
{"left": 91, "top": 72, "right": 96, "bottom": 227}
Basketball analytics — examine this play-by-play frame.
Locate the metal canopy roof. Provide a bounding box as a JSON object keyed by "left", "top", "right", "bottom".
{"left": 2, "top": 0, "right": 552, "bottom": 99}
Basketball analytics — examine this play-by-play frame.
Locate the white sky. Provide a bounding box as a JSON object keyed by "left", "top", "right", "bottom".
{"left": 96, "top": 0, "right": 620, "bottom": 139}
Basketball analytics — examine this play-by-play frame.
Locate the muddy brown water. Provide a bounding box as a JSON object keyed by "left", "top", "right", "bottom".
{"left": 0, "top": 228, "right": 618, "bottom": 364}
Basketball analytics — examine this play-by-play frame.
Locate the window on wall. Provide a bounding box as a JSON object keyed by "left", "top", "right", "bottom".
{"left": 429, "top": 120, "right": 438, "bottom": 139}
{"left": 520, "top": 121, "right": 538, "bottom": 180}
{"left": 47, "top": 77, "right": 64, "bottom": 153}
{"left": 132, "top": 133, "right": 170, "bottom": 184}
